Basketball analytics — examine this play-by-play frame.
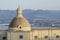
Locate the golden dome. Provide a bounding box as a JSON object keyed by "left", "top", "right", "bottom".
{"left": 9, "top": 6, "right": 31, "bottom": 28}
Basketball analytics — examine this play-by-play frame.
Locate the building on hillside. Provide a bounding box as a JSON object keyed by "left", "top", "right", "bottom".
{"left": 0, "top": 6, "right": 60, "bottom": 40}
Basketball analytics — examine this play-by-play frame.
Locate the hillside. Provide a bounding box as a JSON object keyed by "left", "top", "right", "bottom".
{"left": 0, "top": 9, "right": 60, "bottom": 27}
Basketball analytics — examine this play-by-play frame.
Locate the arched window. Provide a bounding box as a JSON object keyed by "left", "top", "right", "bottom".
{"left": 56, "top": 35, "right": 60, "bottom": 38}
{"left": 44, "top": 36, "right": 48, "bottom": 39}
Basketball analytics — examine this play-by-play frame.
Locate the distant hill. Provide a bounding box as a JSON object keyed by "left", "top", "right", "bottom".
{"left": 0, "top": 9, "right": 60, "bottom": 24}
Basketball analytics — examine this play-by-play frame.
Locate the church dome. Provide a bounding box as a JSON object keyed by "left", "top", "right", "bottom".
{"left": 9, "top": 17, "right": 31, "bottom": 28}
{"left": 9, "top": 6, "right": 31, "bottom": 31}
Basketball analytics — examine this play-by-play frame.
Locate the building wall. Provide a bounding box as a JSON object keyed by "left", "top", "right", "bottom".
{"left": 0, "top": 31, "right": 7, "bottom": 40}
{"left": 30, "top": 29, "right": 60, "bottom": 40}
{"left": 7, "top": 31, "right": 30, "bottom": 40}
{"left": 7, "top": 29, "right": 60, "bottom": 40}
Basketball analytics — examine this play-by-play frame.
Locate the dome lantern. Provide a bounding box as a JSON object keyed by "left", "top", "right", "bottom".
{"left": 17, "top": 6, "right": 22, "bottom": 17}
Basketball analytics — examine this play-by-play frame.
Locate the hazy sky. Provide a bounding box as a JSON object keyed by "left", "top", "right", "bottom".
{"left": 0, "top": 0, "right": 60, "bottom": 10}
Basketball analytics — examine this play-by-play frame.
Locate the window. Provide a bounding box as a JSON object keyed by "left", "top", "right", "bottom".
{"left": 18, "top": 25, "right": 22, "bottom": 29}
{"left": 2, "top": 37, "right": 6, "bottom": 40}
{"left": 56, "top": 35, "right": 60, "bottom": 38}
{"left": 44, "top": 36, "right": 48, "bottom": 39}
{"left": 34, "top": 36, "right": 38, "bottom": 38}
{"left": 19, "top": 35, "right": 23, "bottom": 39}
{"left": 20, "top": 27, "right": 21, "bottom": 29}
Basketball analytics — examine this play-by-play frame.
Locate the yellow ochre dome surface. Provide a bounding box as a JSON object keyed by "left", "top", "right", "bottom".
{"left": 9, "top": 7, "right": 31, "bottom": 28}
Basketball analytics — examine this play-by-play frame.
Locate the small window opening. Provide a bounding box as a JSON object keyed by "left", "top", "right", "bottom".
{"left": 3, "top": 37, "right": 6, "bottom": 40}
{"left": 19, "top": 35, "right": 23, "bottom": 39}
{"left": 34, "top": 36, "right": 38, "bottom": 38}
{"left": 56, "top": 35, "right": 60, "bottom": 38}
{"left": 20, "top": 27, "right": 21, "bottom": 29}
{"left": 45, "top": 36, "right": 48, "bottom": 39}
